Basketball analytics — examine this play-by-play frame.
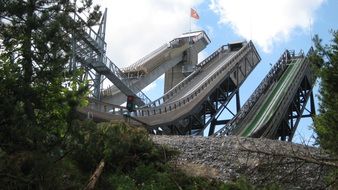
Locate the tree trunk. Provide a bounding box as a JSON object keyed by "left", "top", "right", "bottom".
{"left": 84, "top": 159, "right": 105, "bottom": 190}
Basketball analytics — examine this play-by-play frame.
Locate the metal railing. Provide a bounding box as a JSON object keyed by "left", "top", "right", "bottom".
{"left": 87, "top": 98, "right": 127, "bottom": 115}
{"left": 120, "top": 31, "right": 207, "bottom": 73}
{"left": 72, "top": 13, "right": 152, "bottom": 105}
{"left": 92, "top": 53, "right": 152, "bottom": 105}
{"left": 71, "top": 12, "right": 107, "bottom": 53}
{"left": 212, "top": 49, "right": 314, "bottom": 136}
{"left": 121, "top": 43, "right": 170, "bottom": 73}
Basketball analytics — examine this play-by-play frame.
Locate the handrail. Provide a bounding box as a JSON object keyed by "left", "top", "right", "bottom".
{"left": 87, "top": 98, "right": 128, "bottom": 115}
{"left": 99, "top": 54, "right": 152, "bottom": 105}
{"left": 72, "top": 12, "right": 107, "bottom": 53}
{"left": 121, "top": 31, "right": 207, "bottom": 73}
{"left": 163, "top": 46, "right": 226, "bottom": 100}
{"left": 132, "top": 41, "right": 253, "bottom": 117}
{"left": 72, "top": 18, "right": 152, "bottom": 105}
{"left": 197, "top": 45, "right": 229, "bottom": 68}
{"left": 121, "top": 43, "right": 170, "bottom": 72}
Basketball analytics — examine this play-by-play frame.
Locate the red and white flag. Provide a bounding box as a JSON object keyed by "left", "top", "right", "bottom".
{"left": 191, "top": 8, "right": 199, "bottom": 19}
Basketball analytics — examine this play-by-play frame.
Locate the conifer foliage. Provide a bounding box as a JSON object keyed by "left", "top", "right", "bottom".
{"left": 0, "top": 0, "right": 99, "bottom": 150}
{"left": 0, "top": 0, "right": 100, "bottom": 188}
{"left": 312, "top": 31, "right": 338, "bottom": 156}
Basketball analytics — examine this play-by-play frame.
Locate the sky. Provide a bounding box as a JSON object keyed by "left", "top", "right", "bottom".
{"left": 92, "top": 0, "right": 337, "bottom": 145}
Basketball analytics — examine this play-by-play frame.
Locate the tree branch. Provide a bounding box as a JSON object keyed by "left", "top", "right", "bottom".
{"left": 84, "top": 159, "right": 105, "bottom": 190}
{"left": 239, "top": 145, "right": 338, "bottom": 168}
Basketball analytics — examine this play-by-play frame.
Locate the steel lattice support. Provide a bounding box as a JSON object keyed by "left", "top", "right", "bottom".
{"left": 276, "top": 76, "right": 316, "bottom": 141}
{"left": 93, "top": 9, "right": 107, "bottom": 99}
{"left": 70, "top": 8, "right": 152, "bottom": 105}
{"left": 70, "top": 9, "right": 108, "bottom": 99}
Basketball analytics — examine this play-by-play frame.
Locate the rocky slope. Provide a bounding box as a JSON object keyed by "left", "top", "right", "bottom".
{"left": 152, "top": 135, "right": 334, "bottom": 189}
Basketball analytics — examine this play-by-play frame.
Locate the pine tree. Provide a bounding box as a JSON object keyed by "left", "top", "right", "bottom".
{"left": 0, "top": 1, "right": 101, "bottom": 188}
{"left": 312, "top": 31, "right": 338, "bottom": 156}
{"left": 0, "top": 0, "right": 101, "bottom": 150}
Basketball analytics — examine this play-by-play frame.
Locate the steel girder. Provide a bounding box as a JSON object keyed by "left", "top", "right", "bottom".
{"left": 276, "top": 76, "right": 316, "bottom": 141}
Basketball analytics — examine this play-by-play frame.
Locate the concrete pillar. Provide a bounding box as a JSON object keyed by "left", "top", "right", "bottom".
{"left": 164, "top": 46, "right": 199, "bottom": 93}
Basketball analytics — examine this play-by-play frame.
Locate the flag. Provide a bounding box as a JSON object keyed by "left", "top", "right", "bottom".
{"left": 191, "top": 8, "right": 199, "bottom": 19}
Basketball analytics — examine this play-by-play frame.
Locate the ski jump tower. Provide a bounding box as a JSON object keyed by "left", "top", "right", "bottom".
{"left": 72, "top": 9, "right": 317, "bottom": 141}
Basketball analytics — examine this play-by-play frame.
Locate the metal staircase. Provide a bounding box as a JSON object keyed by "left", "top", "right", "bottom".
{"left": 70, "top": 10, "right": 151, "bottom": 106}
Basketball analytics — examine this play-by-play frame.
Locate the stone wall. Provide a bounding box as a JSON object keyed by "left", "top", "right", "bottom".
{"left": 152, "top": 135, "right": 333, "bottom": 189}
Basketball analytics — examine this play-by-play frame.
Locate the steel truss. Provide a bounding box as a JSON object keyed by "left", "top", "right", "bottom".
{"left": 260, "top": 50, "right": 317, "bottom": 141}
{"left": 276, "top": 76, "right": 316, "bottom": 141}
{"left": 70, "top": 9, "right": 107, "bottom": 99}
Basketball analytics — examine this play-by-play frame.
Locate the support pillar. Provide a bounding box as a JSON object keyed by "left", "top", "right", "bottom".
{"left": 236, "top": 90, "right": 241, "bottom": 113}
{"left": 208, "top": 120, "right": 216, "bottom": 136}
{"left": 310, "top": 90, "right": 316, "bottom": 116}
{"left": 164, "top": 38, "right": 199, "bottom": 93}
{"left": 93, "top": 8, "right": 107, "bottom": 100}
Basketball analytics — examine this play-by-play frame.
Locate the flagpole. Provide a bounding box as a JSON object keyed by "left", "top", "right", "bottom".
{"left": 189, "top": 8, "right": 191, "bottom": 64}
{"left": 189, "top": 8, "right": 192, "bottom": 33}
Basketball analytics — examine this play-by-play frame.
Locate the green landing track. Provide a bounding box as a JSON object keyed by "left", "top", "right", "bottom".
{"left": 239, "top": 58, "right": 304, "bottom": 137}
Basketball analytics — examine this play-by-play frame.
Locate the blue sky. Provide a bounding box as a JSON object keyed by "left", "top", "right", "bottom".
{"left": 93, "top": 0, "right": 337, "bottom": 144}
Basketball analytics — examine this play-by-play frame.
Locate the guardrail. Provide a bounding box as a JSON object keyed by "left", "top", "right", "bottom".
{"left": 133, "top": 41, "right": 254, "bottom": 117}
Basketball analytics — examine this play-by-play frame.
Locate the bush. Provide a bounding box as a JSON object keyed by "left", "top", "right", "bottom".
{"left": 1, "top": 120, "right": 275, "bottom": 189}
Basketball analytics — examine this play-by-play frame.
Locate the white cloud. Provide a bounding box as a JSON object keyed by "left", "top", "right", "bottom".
{"left": 209, "top": 0, "right": 324, "bottom": 52}
{"left": 93, "top": 0, "right": 203, "bottom": 67}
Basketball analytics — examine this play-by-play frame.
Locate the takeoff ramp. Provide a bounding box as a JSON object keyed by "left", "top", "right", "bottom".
{"left": 134, "top": 41, "right": 260, "bottom": 133}
{"left": 80, "top": 41, "right": 260, "bottom": 135}
{"left": 100, "top": 31, "right": 210, "bottom": 105}
{"left": 215, "top": 49, "right": 316, "bottom": 141}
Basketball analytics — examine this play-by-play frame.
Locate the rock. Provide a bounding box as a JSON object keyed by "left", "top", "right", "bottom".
{"left": 151, "top": 135, "right": 333, "bottom": 189}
